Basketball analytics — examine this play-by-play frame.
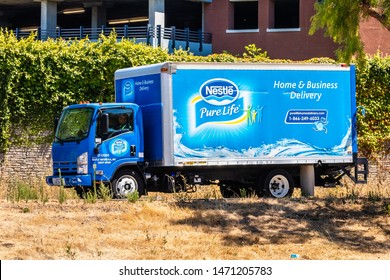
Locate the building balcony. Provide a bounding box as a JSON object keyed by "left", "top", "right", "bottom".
{"left": 13, "top": 24, "right": 212, "bottom": 56}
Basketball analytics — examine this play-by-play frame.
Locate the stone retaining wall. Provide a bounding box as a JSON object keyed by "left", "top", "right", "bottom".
{"left": 368, "top": 158, "right": 390, "bottom": 184}
{"left": 0, "top": 144, "right": 389, "bottom": 185}
{"left": 0, "top": 144, "right": 52, "bottom": 181}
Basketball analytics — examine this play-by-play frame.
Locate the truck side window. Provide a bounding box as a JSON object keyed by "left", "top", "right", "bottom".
{"left": 96, "top": 109, "right": 134, "bottom": 141}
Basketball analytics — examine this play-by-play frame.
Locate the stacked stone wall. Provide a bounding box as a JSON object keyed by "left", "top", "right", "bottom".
{"left": 368, "top": 158, "right": 390, "bottom": 185}
{"left": 0, "top": 144, "right": 52, "bottom": 181}
{"left": 0, "top": 144, "right": 388, "bottom": 186}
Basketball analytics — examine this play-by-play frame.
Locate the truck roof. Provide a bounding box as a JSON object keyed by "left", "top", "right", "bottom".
{"left": 64, "top": 103, "right": 137, "bottom": 110}
{"left": 115, "top": 62, "right": 352, "bottom": 79}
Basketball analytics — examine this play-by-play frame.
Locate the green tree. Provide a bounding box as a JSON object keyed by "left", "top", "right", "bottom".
{"left": 309, "top": 0, "right": 390, "bottom": 62}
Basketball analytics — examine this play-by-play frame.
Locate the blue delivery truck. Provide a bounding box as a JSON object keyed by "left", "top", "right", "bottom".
{"left": 46, "top": 62, "right": 368, "bottom": 198}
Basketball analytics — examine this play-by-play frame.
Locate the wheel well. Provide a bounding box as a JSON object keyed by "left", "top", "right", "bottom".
{"left": 112, "top": 164, "right": 146, "bottom": 192}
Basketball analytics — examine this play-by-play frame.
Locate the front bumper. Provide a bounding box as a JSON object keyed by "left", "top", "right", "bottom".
{"left": 46, "top": 174, "right": 92, "bottom": 187}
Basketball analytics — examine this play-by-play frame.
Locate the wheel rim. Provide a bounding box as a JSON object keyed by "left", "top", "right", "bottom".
{"left": 268, "top": 174, "right": 290, "bottom": 198}
{"left": 115, "top": 175, "right": 138, "bottom": 197}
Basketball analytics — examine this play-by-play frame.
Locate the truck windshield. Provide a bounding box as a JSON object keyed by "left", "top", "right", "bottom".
{"left": 55, "top": 107, "right": 94, "bottom": 143}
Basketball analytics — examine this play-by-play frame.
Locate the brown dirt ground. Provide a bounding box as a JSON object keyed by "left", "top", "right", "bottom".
{"left": 0, "top": 186, "right": 389, "bottom": 260}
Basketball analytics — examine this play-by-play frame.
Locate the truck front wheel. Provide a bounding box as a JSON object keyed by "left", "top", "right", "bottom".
{"left": 111, "top": 169, "right": 144, "bottom": 199}
{"left": 263, "top": 169, "right": 294, "bottom": 198}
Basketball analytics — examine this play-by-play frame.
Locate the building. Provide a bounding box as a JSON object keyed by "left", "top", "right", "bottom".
{"left": 0, "top": 0, "right": 213, "bottom": 55}
{"left": 205, "top": 0, "right": 338, "bottom": 59}
{"left": 0, "top": 0, "right": 389, "bottom": 60}
{"left": 205, "top": 0, "right": 390, "bottom": 59}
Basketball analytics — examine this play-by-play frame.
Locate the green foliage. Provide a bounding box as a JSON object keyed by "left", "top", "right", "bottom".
{"left": 309, "top": 0, "right": 363, "bottom": 63}
{"left": 85, "top": 190, "right": 98, "bottom": 204}
{"left": 7, "top": 181, "right": 38, "bottom": 203}
{"left": 355, "top": 53, "right": 390, "bottom": 156}
{"left": 303, "top": 57, "right": 337, "bottom": 64}
{"left": 385, "top": 202, "right": 390, "bottom": 215}
{"left": 85, "top": 173, "right": 98, "bottom": 203}
{"left": 168, "top": 48, "right": 200, "bottom": 62}
{"left": 242, "top": 44, "right": 270, "bottom": 61}
{"left": 65, "top": 242, "right": 76, "bottom": 259}
{"left": 98, "top": 183, "right": 113, "bottom": 202}
{"left": 58, "top": 185, "right": 67, "bottom": 204}
{"left": 310, "top": 0, "right": 390, "bottom": 63}
{"left": 0, "top": 30, "right": 169, "bottom": 152}
{"left": 0, "top": 31, "right": 388, "bottom": 158}
{"left": 127, "top": 191, "right": 140, "bottom": 203}
{"left": 203, "top": 51, "right": 239, "bottom": 62}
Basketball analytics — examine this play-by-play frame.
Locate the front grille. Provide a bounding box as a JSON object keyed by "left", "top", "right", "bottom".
{"left": 53, "top": 161, "right": 78, "bottom": 175}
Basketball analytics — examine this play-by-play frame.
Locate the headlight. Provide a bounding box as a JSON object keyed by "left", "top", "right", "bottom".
{"left": 77, "top": 152, "right": 88, "bottom": 174}
{"left": 77, "top": 165, "right": 88, "bottom": 174}
{"left": 77, "top": 152, "right": 88, "bottom": 165}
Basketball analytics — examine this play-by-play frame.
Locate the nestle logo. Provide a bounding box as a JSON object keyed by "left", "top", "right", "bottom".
{"left": 199, "top": 78, "right": 239, "bottom": 105}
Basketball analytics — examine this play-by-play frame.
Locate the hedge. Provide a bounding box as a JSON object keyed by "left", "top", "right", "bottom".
{"left": 355, "top": 54, "right": 390, "bottom": 157}
{"left": 0, "top": 31, "right": 388, "bottom": 158}
{"left": 0, "top": 31, "right": 169, "bottom": 151}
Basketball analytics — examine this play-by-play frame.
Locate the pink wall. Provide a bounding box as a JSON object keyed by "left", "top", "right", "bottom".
{"left": 204, "top": 0, "right": 389, "bottom": 60}
{"left": 204, "top": 0, "right": 337, "bottom": 60}
{"left": 360, "top": 17, "right": 390, "bottom": 56}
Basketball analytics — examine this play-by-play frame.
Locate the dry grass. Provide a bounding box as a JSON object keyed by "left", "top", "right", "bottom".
{"left": 0, "top": 178, "right": 389, "bottom": 260}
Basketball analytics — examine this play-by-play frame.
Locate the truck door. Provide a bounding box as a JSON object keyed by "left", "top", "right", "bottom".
{"left": 93, "top": 108, "right": 140, "bottom": 173}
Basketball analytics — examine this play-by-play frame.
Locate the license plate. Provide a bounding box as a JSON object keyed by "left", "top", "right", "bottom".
{"left": 52, "top": 178, "right": 65, "bottom": 186}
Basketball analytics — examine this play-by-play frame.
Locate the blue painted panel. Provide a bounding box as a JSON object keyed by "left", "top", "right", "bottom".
{"left": 171, "top": 67, "right": 355, "bottom": 160}
{"left": 116, "top": 74, "right": 163, "bottom": 161}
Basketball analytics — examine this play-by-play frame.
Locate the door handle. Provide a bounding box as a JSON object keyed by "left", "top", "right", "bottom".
{"left": 130, "top": 145, "right": 136, "bottom": 156}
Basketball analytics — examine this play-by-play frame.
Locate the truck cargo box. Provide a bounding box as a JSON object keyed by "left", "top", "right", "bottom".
{"left": 115, "top": 62, "right": 357, "bottom": 167}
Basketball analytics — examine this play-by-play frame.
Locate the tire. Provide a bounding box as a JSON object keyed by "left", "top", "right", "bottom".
{"left": 111, "top": 169, "right": 144, "bottom": 199}
{"left": 263, "top": 169, "right": 294, "bottom": 198}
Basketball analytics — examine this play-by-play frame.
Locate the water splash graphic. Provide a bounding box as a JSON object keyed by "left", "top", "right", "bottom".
{"left": 174, "top": 110, "right": 352, "bottom": 159}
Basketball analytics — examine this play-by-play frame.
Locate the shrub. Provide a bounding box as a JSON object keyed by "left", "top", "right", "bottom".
{"left": 355, "top": 53, "right": 390, "bottom": 156}
{"left": 0, "top": 33, "right": 388, "bottom": 157}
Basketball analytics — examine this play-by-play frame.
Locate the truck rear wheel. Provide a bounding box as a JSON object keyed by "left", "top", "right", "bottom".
{"left": 263, "top": 169, "right": 294, "bottom": 198}
{"left": 111, "top": 169, "right": 144, "bottom": 199}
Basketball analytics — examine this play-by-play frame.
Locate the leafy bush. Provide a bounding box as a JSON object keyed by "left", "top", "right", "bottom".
{"left": 242, "top": 44, "right": 270, "bottom": 62}
{"left": 0, "top": 33, "right": 388, "bottom": 157}
{"left": 7, "top": 181, "right": 38, "bottom": 202}
{"left": 355, "top": 53, "right": 390, "bottom": 156}
{"left": 0, "top": 31, "right": 169, "bottom": 152}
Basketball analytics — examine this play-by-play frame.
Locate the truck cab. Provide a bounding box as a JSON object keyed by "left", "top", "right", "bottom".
{"left": 46, "top": 103, "right": 145, "bottom": 198}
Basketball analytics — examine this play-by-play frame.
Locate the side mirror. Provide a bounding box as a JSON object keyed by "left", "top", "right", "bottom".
{"left": 54, "top": 117, "right": 59, "bottom": 132}
{"left": 101, "top": 113, "right": 109, "bottom": 134}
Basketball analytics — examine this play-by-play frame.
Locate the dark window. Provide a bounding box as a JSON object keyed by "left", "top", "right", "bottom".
{"left": 272, "top": 0, "right": 299, "bottom": 29}
{"left": 97, "top": 108, "right": 134, "bottom": 141}
{"left": 233, "top": 1, "right": 258, "bottom": 30}
{"left": 165, "top": 0, "right": 202, "bottom": 30}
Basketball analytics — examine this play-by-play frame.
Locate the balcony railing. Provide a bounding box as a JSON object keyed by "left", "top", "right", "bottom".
{"left": 13, "top": 25, "right": 212, "bottom": 53}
